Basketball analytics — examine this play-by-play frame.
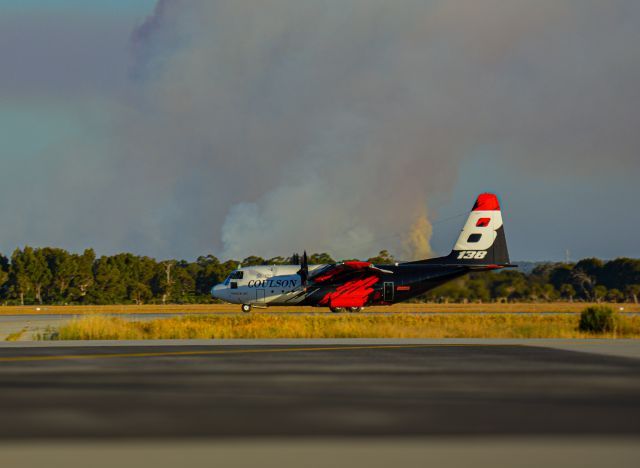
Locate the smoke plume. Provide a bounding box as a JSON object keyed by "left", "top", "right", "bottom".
{"left": 6, "top": 1, "right": 639, "bottom": 260}
{"left": 403, "top": 214, "right": 433, "bottom": 261}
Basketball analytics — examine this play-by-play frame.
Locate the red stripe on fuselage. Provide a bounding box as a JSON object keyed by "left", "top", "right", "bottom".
{"left": 342, "top": 261, "right": 371, "bottom": 268}
{"left": 318, "top": 276, "right": 379, "bottom": 308}
{"left": 313, "top": 262, "right": 372, "bottom": 283}
{"left": 313, "top": 265, "right": 347, "bottom": 283}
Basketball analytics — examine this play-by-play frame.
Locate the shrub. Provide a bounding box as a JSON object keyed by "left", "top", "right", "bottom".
{"left": 579, "top": 305, "right": 617, "bottom": 333}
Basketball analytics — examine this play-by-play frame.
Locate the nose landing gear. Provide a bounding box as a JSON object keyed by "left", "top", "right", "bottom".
{"left": 241, "top": 304, "right": 252, "bottom": 313}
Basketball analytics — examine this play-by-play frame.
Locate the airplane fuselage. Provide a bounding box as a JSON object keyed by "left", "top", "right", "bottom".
{"left": 211, "top": 193, "right": 514, "bottom": 312}
{"left": 211, "top": 262, "right": 472, "bottom": 309}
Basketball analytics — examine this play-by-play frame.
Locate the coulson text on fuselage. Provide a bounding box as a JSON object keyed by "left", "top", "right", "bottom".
{"left": 247, "top": 279, "right": 298, "bottom": 288}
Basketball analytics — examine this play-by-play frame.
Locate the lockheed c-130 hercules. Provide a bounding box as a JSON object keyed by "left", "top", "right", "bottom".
{"left": 211, "top": 193, "right": 515, "bottom": 312}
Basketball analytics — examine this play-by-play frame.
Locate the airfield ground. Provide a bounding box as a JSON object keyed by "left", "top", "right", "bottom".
{"left": 0, "top": 339, "right": 639, "bottom": 438}
{"left": 1, "top": 308, "right": 639, "bottom": 342}
{"left": 0, "top": 339, "right": 639, "bottom": 467}
{"left": 0, "top": 302, "right": 638, "bottom": 315}
{"left": 1, "top": 309, "right": 639, "bottom": 466}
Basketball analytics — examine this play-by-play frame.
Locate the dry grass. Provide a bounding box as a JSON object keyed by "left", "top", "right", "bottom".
{"left": 5, "top": 327, "right": 28, "bottom": 341}
{"left": 47, "top": 313, "right": 640, "bottom": 340}
{"left": 3, "top": 302, "right": 639, "bottom": 315}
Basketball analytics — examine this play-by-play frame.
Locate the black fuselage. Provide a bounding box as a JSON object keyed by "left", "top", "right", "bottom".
{"left": 301, "top": 263, "right": 478, "bottom": 307}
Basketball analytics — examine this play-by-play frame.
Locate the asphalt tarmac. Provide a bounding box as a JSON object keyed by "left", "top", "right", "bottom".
{"left": 0, "top": 340, "right": 639, "bottom": 439}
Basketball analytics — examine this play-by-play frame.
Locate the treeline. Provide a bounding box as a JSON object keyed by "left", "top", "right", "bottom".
{"left": 0, "top": 247, "right": 340, "bottom": 306}
{"left": 0, "top": 247, "right": 638, "bottom": 305}
{"left": 424, "top": 257, "right": 640, "bottom": 304}
{"left": 0, "top": 247, "right": 232, "bottom": 305}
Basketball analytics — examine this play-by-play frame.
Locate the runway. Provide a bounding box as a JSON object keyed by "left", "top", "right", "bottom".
{"left": 0, "top": 340, "right": 639, "bottom": 439}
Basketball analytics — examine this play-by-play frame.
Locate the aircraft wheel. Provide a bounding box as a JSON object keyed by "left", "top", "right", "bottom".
{"left": 348, "top": 307, "right": 363, "bottom": 313}
{"left": 241, "top": 304, "right": 252, "bottom": 313}
{"left": 330, "top": 307, "right": 344, "bottom": 313}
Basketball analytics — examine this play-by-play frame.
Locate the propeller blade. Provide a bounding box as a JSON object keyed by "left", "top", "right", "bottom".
{"left": 298, "top": 250, "right": 309, "bottom": 286}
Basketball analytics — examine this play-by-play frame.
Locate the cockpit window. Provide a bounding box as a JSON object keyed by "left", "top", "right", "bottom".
{"left": 230, "top": 271, "right": 244, "bottom": 280}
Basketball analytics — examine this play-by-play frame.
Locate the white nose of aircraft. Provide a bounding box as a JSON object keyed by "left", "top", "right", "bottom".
{"left": 211, "top": 284, "right": 225, "bottom": 300}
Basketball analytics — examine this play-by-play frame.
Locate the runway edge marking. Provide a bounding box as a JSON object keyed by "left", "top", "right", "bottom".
{"left": 0, "top": 343, "right": 515, "bottom": 363}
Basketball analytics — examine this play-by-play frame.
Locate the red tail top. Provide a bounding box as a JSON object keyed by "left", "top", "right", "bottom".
{"left": 472, "top": 193, "right": 500, "bottom": 211}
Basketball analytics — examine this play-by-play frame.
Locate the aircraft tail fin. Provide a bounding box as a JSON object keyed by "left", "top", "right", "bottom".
{"left": 408, "top": 193, "right": 512, "bottom": 266}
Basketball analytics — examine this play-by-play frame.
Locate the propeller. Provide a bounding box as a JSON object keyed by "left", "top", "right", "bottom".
{"left": 297, "top": 250, "right": 309, "bottom": 287}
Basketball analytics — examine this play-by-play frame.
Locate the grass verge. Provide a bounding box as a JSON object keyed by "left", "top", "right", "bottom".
{"left": 43, "top": 314, "right": 640, "bottom": 340}
{"left": 4, "top": 302, "right": 640, "bottom": 315}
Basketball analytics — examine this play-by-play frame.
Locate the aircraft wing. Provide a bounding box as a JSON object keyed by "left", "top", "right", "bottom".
{"left": 309, "top": 261, "right": 392, "bottom": 285}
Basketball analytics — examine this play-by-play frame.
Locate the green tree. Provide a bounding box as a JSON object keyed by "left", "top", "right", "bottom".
{"left": 529, "top": 263, "right": 555, "bottom": 288}
{"left": 193, "top": 255, "right": 219, "bottom": 296}
{"left": 30, "top": 249, "right": 52, "bottom": 305}
{"left": 309, "top": 253, "right": 335, "bottom": 264}
{"left": 367, "top": 250, "right": 395, "bottom": 265}
{"left": 549, "top": 264, "right": 574, "bottom": 291}
{"left": 9, "top": 247, "right": 52, "bottom": 305}
{"left": 69, "top": 249, "right": 96, "bottom": 302}
{"left": 570, "top": 269, "right": 596, "bottom": 301}
{"left": 606, "top": 288, "right": 624, "bottom": 303}
{"left": 575, "top": 258, "right": 605, "bottom": 278}
{"left": 466, "top": 278, "right": 491, "bottom": 302}
{"left": 219, "top": 260, "right": 240, "bottom": 281}
{"left": 625, "top": 284, "right": 640, "bottom": 304}
{"left": 541, "top": 283, "right": 558, "bottom": 301}
{"left": 426, "top": 279, "right": 469, "bottom": 303}
{"left": 42, "top": 247, "right": 77, "bottom": 303}
{"left": 88, "top": 256, "right": 126, "bottom": 304}
{"left": 572, "top": 258, "right": 604, "bottom": 300}
{"left": 266, "top": 256, "right": 287, "bottom": 265}
{"left": 560, "top": 284, "right": 576, "bottom": 302}
{"left": 171, "top": 261, "right": 196, "bottom": 302}
{"left": 0, "top": 254, "right": 9, "bottom": 301}
{"left": 593, "top": 285, "right": 608, "bottom": 303}
{"left": 600, "top": 258, "right": 640, "bottom": 291}
{"left": 490, "top": 270, "right": 528, "bottom": 302}
{"left": 241, "top": 256, "right": 266, "bottom": 266}
{"left": 124, "top": 255, "right": 156, "bottom": 305}
{"left": 9, "top": 247, "right": 33, "bottom": 305}
{"left": 158, "top": 260, "right": 176, "bottom": 304}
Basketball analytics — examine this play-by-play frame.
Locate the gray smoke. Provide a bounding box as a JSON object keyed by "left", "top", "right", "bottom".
{"left": 130, "top": 0, "right": 469, "bottom": 260}
{"left": 11, "top": 0, "right": 639, "bottom": 260}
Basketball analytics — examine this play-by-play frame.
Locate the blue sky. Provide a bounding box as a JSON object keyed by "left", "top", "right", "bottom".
{"left": 0, "top": 1, "right": 638, "bottom": 261}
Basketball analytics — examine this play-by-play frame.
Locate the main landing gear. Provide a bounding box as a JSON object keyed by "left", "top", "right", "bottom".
{"left": 330, "top": 307, "right": 363, "bottom": 313}
{"left": 241, "top": 304, "right": 252, "bottom": 313}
